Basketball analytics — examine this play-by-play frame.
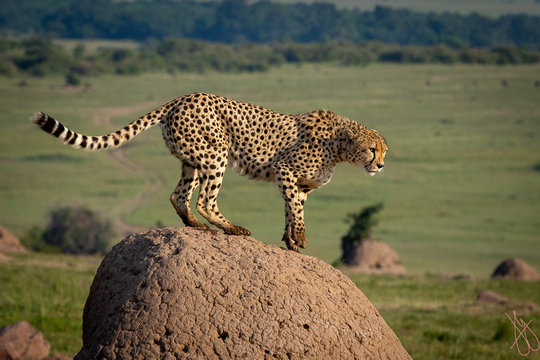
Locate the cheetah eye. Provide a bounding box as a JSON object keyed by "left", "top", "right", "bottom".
{"left": 369, "top": 147, "right": 376, "bottom": 154}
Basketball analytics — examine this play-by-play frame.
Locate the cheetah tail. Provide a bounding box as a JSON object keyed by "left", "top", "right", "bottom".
{"left": 31, "top": 102, "right": 172, "bottom": 151}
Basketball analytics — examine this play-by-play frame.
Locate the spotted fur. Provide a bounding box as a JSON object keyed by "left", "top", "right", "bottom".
{"left": 32, "top": 93, "right": 387, "bottom": 251}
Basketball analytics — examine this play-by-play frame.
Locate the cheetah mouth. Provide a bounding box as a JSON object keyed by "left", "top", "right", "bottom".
{"left": 365, "top": 168, "right": 380, "bottom": 176}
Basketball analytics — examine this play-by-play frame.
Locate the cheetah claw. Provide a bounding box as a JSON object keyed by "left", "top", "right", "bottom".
{"left": 225, "top": 225, "right": 251, "bottom": 236}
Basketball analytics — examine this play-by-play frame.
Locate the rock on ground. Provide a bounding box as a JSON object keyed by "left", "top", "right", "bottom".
{"left": 476, "top": 290, "right": 509, "bottom": 304}
{"left": 76, "top": 227, "right": 411, "bottom": 360}
{"left": 0, "top": 225, "right": 26, "bottom": 254}
{"left": 491, "top": 258, "right": 540, "bottom": 281}
{"left": 342, "top": 239, "right": 406, "bottom": 275}
{"left": 0, "top": 321, "right": 50, "bottom": 360}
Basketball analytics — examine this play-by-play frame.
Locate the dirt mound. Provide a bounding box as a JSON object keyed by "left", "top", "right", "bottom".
{"left": 476, "top": 290, "right": 509, "bottom": 304}
{"left": 0, "top": 225, "right": 27, "bottom": 254}
{"left": 0, "top": 321, "right": 51, "bottom": 360}
{"left": 76, "top": 227, "right": 411, "bottom": 360}
{"left": 491, "top": 258, "right": 540, "bottom": 281}
{"left": 342, "top": 239, "right": 405, "bottom": 275}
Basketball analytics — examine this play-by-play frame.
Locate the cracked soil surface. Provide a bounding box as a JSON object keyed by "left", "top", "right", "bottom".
{"left": 76, "top": 227, "right": 411, "bottom": 360}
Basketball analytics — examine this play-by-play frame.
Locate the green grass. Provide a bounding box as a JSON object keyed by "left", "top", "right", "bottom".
{"left": 351, "top": 274, "right": 540, "bottom": 360}
{"left": 1, "top": 64, "right": 539, "bottom": 277}
{"left": 1, "top": 254, "right": 539, "bottom": 358}
{"left": 0, "top": 253, "right": 99, "bottom": 355}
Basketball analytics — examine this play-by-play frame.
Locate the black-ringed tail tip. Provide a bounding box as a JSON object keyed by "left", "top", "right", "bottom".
{"left": 31, "top": 111, "right": 51, "bottom": 128}
{"left": 31, "top": 111, "right": 69, "bottom": 139}
{"left": 30, "top": 111, "right": 92, "bottom": 149}
{"left": 30, "top": 105, "right": 164, "bottom": 151}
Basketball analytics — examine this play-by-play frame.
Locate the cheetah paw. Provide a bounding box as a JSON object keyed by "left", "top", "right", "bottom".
{"left": 282, "top": 233, "right": 299, "bottom": 252}
{"left": 294, "top": 231, "right": 307, "bottom": 249}
{"left": 225, "top": 225, "right": 251, "bottom": 236}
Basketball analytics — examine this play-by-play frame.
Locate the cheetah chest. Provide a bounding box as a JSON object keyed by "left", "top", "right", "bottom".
{"left": 297, "top": 166, "right": 336, "bottom": 191}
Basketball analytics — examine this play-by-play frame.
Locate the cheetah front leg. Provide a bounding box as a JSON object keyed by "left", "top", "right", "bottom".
{"left": 196, "top": 168, "right": 251, "bottom": 236}
{"left": 273, "top": 164, "right": 307, "bottom": 251}
{"left": 170, "top": 164, "right": 207, "bottom": 229}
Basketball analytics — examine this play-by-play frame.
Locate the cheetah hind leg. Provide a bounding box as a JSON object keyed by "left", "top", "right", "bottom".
{"left": 196, "top": 169, "right": 251, "bottom": 236}
{"left": 170, "top": 166, "right": 208, "bottom": 229}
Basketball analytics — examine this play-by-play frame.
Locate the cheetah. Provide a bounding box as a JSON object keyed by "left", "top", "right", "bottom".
{"left": 32, "top": 93, "right": 387, "bottom": 251}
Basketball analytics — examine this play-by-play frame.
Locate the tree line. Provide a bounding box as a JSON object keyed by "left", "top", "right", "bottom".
{"left": 1, "top": 0, "right": 540, "bottom": 49}
{"left": 1, "top": 38, "right": 538, "bottom": 80}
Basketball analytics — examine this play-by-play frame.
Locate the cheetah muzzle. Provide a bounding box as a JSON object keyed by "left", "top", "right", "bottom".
{"left": 32, "top": 93, "right": 387, "bottom": 252}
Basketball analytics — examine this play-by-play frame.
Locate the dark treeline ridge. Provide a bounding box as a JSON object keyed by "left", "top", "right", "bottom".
{"left": 1, "top": 37, "right": 538, "bottom": 79}
{"left": 1, "top": 0, "right": 540, "bottom": 49}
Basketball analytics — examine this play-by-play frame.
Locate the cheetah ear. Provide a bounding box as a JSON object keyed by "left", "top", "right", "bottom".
{"left": 339, "top": 127, "right": 356, "bottom": 143}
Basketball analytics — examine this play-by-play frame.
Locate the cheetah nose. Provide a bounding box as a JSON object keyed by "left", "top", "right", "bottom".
{"left": 377, "top": 163, "right": 384, "bottom": 169}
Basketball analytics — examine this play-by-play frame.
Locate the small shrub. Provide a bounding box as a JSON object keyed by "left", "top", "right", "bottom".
{"left": 423, "top": 329, "right": 458, "bottom": 342}
{"left": 20, "top": 226, "right": 60, "bottom": 253}
{"left": 65, "top": 72, "right": 82, "bottom": 86}
{"left": 42, "top": 206, "right": 114, "bottom": 254}
{"left": 341, "top": 204, "right": 383, "bottom": 246}
{"left": 492, "top": 319, "right": 513, "bottom": 341}
{"left": 340, "top": 203, "right": 383, "bottom": 265}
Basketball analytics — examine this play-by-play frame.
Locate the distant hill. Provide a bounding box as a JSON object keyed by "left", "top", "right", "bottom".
{"left": 1, "top": 0, "right": 540, "bottom": 49}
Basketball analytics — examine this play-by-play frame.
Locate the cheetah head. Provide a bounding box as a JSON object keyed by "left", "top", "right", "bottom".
{"left": 344, "top": 128, "right": 388, "bottom": 176}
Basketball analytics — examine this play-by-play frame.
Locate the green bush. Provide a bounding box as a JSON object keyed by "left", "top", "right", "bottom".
{"left": 340, "top": 203, "right": 383, "bottom": 265}
{"left": 41, "top": 206, "right": 113, "bottom": 254}
{"left": 20, "top": 226, "right": 60, "bottom": 253}
{"left": 65, "top": 72, "right": 82, "bottom": 86}
{"left": 341, "top": 203, "right": 383, "bottom": 247}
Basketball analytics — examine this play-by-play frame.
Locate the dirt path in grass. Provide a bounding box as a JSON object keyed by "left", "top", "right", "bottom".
{"left": 92, "top": 101, "right": 166, "bottom": 235}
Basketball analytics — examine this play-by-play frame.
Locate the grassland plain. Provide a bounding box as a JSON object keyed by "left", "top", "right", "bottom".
{"left": 1, "top": 63, "right": 539, "bottom": 275}
{"left": 0, "top": 62, "right": 539, "bottom": 357}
